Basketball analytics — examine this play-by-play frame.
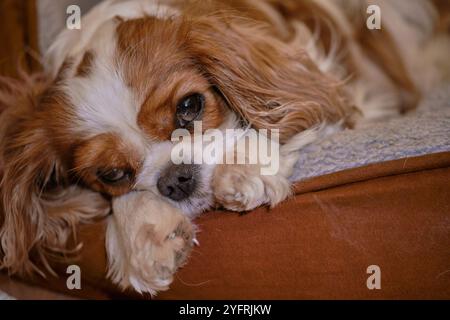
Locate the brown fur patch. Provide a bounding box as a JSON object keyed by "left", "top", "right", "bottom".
{"left": 0, "top": 74, "right": 108, "bottom": 276}
{"left": 116, "top": 18, "right": 225, "bottom": 140}
{"left": 75, "top": 51, "right": 94, "bottom": 77}
{"left": 72, "top": 133, "right": 143, "bottom": 196}
{"left": 54, "top": 58, "right": 74, "bottom": 83}
{"left": 115, "top": 11, "right": 353, "bottom": 143}
{"left": 186, "top": 13, "right": 353, "bottom": 142}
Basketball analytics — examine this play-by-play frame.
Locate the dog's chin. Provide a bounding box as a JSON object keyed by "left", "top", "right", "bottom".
{"left": 171, "top": 193, "right": 215, "bottom": 218}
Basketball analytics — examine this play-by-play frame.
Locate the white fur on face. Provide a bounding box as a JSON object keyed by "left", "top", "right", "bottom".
{"left": 133, "top": 141, "right": 217, "bottom": 218}
{"left": 133, "top": 114, "right": 241, "bottom": 218}
{"left": 63, "top": 23, "right": 143, "bottom": 145}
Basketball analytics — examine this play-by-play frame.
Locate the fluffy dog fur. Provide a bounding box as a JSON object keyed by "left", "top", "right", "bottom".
{"left": 1, "top": 0, "right": 449, "bottom": 294}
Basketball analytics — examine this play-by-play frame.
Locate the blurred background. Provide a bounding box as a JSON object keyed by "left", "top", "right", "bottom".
{"left": 0, "top": 0, "right": 99, "bottom": 78}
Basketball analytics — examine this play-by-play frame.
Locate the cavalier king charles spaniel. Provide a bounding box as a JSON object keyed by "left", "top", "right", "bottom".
{"left": 1, "top": 0, "right": 449, "bottom": 294}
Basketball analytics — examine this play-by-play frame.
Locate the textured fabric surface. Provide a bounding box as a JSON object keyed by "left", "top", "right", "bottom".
{"left": 291, "top": 85, "right": 450, "bottom": 181}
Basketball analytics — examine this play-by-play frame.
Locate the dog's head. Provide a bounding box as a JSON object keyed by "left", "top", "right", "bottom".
{"left": 0, "top": 1, "right": 351, "bottom": 273}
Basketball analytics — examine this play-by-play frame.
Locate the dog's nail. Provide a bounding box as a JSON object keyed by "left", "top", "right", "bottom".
{"left": 193, "top": 238, "right": 200, "bottom": 246}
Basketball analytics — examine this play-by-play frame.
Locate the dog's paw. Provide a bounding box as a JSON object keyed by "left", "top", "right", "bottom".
{"left": 130, "top": 214, "right": 194, "bottom": 293}
{"left": 106, "top": 191, "right": 195, "bottom": 295}
{"left": 213, "top": 164, "right": 292, "bottom": 212}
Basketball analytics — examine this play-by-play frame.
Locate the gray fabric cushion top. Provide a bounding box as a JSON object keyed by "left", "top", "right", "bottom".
{"left": 291, "top": 84, "right": 450, "bottom": 182}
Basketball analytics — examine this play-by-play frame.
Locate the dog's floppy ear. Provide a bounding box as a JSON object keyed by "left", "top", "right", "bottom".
{"left": 189, "top": 15, "right": 354, "bottom": 142}
{"left": 0, "top": 75, "right": 109, "bottom": 276}
{"left": 0, "top": 77, "right": 64, "bottom": 274}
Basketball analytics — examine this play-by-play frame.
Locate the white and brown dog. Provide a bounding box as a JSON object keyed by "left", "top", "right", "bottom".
{"left": 0, "top": 0, "right": 449, "bottom": 294}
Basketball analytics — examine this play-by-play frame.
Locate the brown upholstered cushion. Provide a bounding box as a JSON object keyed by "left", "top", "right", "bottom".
{"left": 17, "top": 151, "right": 450, "bottom": 299}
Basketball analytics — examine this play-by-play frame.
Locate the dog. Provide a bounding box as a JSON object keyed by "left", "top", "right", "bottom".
{"left": 1, "top": 0, "right": 449, "bottom": 294}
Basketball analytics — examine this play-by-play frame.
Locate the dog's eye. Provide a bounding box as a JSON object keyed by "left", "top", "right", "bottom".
{"left": 176, "top": 93, "right": 205, "bottom": 128}
{"left": 97, "top": 168, "right": 129, "bottom": 184}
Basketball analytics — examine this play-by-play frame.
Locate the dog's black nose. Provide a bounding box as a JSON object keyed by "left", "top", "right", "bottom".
{"left": 157, "top": 164, "right": 197, "bottom": 201}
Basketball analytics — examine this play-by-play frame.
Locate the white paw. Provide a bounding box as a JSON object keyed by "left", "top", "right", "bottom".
{"left": 106, "top": 191, "right": 195, "bottom": 295}
{"left": 130, "top": 216, "right": 194, "bottom": 293}
{"left": 213, "top": 165, "right": 291, "bottom": 212}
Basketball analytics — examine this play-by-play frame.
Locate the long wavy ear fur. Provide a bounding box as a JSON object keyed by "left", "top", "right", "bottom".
{"left": 0, "top": 72, "right": 56, "bottom": 274}
{"left": 188, "top": 14, "right": 355, "bottom": 143}
{"left": 0, "top": 72, "right": 109, "bottom": 276}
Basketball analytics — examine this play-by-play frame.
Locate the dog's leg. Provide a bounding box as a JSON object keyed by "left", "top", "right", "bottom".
{"left": 213, "top": 162, "right": 291, "bottom": 211}
{"left": 213, "top": 125, "right": 335, "bottom": 211}
{"left": 105, "top": 191, "right": 195, "bottom": 295}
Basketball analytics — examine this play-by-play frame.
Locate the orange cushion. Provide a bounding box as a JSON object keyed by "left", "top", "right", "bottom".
{"left": 18, "top": 152, "right": 450, "bottom": 299}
